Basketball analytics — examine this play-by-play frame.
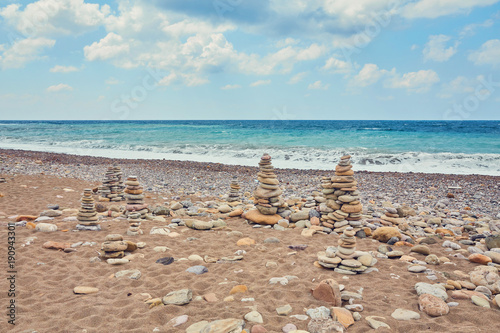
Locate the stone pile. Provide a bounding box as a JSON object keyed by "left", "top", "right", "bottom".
{"left": 127, "top": 212, "right": 143, "bottom": 236}
{"left": 227, "top": 177, "right": 241, "bottom": 203}
{"left": 76, "top": 189, "right": 100, "bottom": 231}
{"left": 100, "top": 234, "right": 137, "bottom": 259}
{"left": 303, "top": 196, "right": 317, "bottom": 209}
{"left": 319, "top": 155, "right": 363, "bottom": 233}
{"left": 317, "top": 227, "right": 375, "bottom": 274}
{"left": 124, "top": 176, "right": 148, "bottom": 218}
{"left": 253, "top": 154, "right": 286, "bottom": 215}
{"left": 98, "top": 165, "right": 125, "bottom": 202}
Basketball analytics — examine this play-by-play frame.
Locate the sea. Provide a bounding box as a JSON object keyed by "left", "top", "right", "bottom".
{"left": 0, "top": 120, "right": 499, "bottom": 176}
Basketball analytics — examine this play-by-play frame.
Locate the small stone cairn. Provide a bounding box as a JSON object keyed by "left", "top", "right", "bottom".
{"left": 253, "top": 154, "right": 286, "bottom": 215}
{"left": 100, "top": 234, "right": 137, "bottom": 260}
{"left": 227, "top": 177, "right": 241, "bottom": 203}
{"left": 317, "top": 227, "right": 375, "bottom": 274}
{"left": 319, "top": 155, "right": 363, "bottom": 233}
{"left": 76, "top": 189, "right": 100, "bottom": 231}
{"left": 98, "top": 165, "right": 125, "bottom": 202}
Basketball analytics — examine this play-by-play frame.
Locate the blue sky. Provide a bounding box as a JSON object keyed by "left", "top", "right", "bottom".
{"left": 0, "top": 0, "right": 499, "bottom": 120}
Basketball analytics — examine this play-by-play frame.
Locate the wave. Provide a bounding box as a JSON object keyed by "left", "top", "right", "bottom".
{"left": 1, "top": 139, "right": 499, "bottom": 176}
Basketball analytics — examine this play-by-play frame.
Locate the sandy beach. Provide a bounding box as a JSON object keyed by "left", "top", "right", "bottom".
{"left": 1, "top": 149, "right": 500, "bottom": 333}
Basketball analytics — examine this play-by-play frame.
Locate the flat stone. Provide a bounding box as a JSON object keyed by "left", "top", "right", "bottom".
{"left": 415, "top": 282, "right": 448, "bottom": 301}
{"left": 366, "top": 316, "right": 390, "bottom": 329}
{"left": 471, "top": 295, "right": 490, "bottom": 308}
{"left": 198, "top": 319, "right": 244, "bottom": 333}
{"left": 162, "top": 289, "right": 192, "bottom": 305}
{"left": 35, "top": 223, "right": 57, "bottom": 232}
{"left": 115, "top": 269, "right": 141, "bottom": 280}
{"left": 276, "top": 304, "right": 293, "bottom": 316}
{"left": 408, "top": 265, "right": 427, "bottom": 273}
{"left": 73, "top": 286, "right": 98, "bottom": 294}
{"left": 391, "top": 308, "right": 420, "bottom": 320}
{"left": 186, "top": 265, "right": 208, "bottom": 275}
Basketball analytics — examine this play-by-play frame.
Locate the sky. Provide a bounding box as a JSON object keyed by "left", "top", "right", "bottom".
{"left": 0, "top": 0, "right": 499, "bottom": 120}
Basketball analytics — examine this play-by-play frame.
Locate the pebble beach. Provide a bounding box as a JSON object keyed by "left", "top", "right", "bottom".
{"left": 1, "top": 148, "right": 500, "bottom": 333}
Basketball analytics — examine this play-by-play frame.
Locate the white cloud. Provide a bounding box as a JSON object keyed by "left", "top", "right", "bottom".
{"left": 322, "top": 56, "right": 353, "bottom": 74}
{"left": 468, "top": 39, "right": 500, "bottom": 66}
{"left": 459, "top": 19, "right": 494, "bottom": 39}
{"left": 221, "top": 84, "right": 241, "bottom": 90}
{"left": 437, "top": 76, "right": 475, "bottom": 98}
{"left": 349, "top": 63, "right": 392, "bottom": 87}
{"left": 84, "top": 32, "right": 130, "bottom": 62}
{"left": 423, "top": 35, "right": 459, "bottom": 62}
{"left": 388, "top": 69, "right": 440, "bottom": 93}
{"left": 250, "top": 80, "right": 271, "bottom": 87}
{"left": 158, "top": 72, "right": 209, "bottom": 87}
{"left": 308, "top": 80, "right": 329, "bottom": 90}
{"left": 50, "top": 65, "right": 79, "bottom": 73}
{"left": 287, "top": 72, "right": 308, "bottom": 84}
{"left": 411, "top": 44, "right": 419, "bottom": 51}
{"left": 105, "top": 77, "right": 122, "bottom": 85}
{"left": 402, "top": 0, "right": 499, "bottom": 19}
{"left": 0, "top": 37, "right": 55, "bottom": 69}
{"left": 0, "top": 0, "right": 110, "bottom": 37}
{"left": 46, "top": 83, "right": 73, "bottom": 92}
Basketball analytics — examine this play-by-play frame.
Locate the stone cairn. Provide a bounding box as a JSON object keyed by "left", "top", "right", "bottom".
{"left": 253, "top": 154, "right": 286, "bottom": 215}
{"left": 227, "top": 177, "right": 241, "bottom": 203}
{"left": 101, "top": 234, "right": 127, "bottom": 259}
{"left": 124, "top": 176, "right": 148, "bottom": 235}
{"left": 317, "top": 227, "right": 375, "bottom": 274}
{"left": 98, "top": 165, "right": 125, "bottom": 202}
{"left": 76, "top": 189, "right": 101, "bottom": 231}
{"left": 319, "top": 155, "right": 363, "bottom": 233}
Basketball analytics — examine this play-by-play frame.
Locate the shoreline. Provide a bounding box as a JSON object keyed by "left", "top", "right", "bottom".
{"left": 2, "top": 148, "right": 499, "bottom": 217}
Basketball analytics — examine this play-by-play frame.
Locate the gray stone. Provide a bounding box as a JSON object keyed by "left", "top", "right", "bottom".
{"left": 306, "top": 306, "right": 331, "bottom": 320}
{"left": 162, "top": 289, "right": 192, "bottom": 305}
{"left": 276, "top": 304, "right": 293, "bottom": 316}
{"left": 186, "top": 265, "right": 208, "bottom": 275}
{"left": 40, "top": 210, "right": 62, "bottom": 217}
{"left": 114, "top": 269, "right": 141, "bottom": 280}
{"left": 414, "top": 282, "right": 448, "bottom": 301}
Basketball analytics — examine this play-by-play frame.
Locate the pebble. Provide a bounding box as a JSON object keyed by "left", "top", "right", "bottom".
{"left": 471, "top": 295, "right": 490, "bottom": 308}
{"left": 366, "top": 316, "right": 390, "bottom": 329}
{"left": 244, "top": 311, "right": 263, "bottom": 323}
{"left": 276, "top": 304, "right": 292, "bottom": 316}
{"left": 408, "top": 265, "right": 427, "bottom": 273}
{"left": 414, "top": 282, "right": 448, "bottom": 301}
{"left": 186, "top": 265, "right": 208, "bottom": 275}
{"left": 391, "top": 308, "right": 420, "bottom": 320}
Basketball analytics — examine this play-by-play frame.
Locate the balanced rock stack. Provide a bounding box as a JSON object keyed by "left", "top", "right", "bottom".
{"left": 127, "top": 212, "right": 143, "bottom": 236}
{"left": 317, "top": 227, "right": 375, "bottom": 274}
{"left": 100, "top": 234, "right": 137, "bottom": 259}
{"left": 76, "top": 189, "right": 100, "bottom": 231}
{"left": 319, "top": 155, "right": 363, "bottom": 233}
{"left": 124, "top": 176, "right": 148, "bottom": 218}
{"left": 98, "top": 166, "right": 125, "bottom": 202}
{"left": 254, "top": 154, "right": 286, "bottom": 215}
{"left": 227, "top": 177, "right": 241, "bottom": 203}
{"left": 243, "top": 154, "right": 285, "bottom": 225}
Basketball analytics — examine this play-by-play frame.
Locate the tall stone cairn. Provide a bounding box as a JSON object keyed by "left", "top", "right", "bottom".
{"left": 76, "top": 189, "right": 101, "bottom": 230}
{"left": 319, "top": 155, "right": 363, "bottom": 233}
{"left": 124, "top": 176, "right": 148, "bottom": 235}
{"left": 98, "top": 165, "right": 125, "bottom": 202}
{"left": 227, "top": 176, "right": 241, "bottom": 203}
{"left": 253, "top": 154, "right": 286, "bottom": 215}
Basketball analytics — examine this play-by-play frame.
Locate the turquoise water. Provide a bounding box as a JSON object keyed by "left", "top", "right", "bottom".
{"left": 0, "top": 120, "right": 499, "bottom": 175}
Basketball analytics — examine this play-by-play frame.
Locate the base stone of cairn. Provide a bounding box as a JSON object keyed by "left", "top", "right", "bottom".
{"left": 98, "top": 165, "right": 125, "bottom": 202}
{"left": 319, "top": 155, "right": 364, "bottom": 233}
{"left": 316, "top": 227, "right": 375, "bottom": 274}
{"left": 227, "top": 177, "right": 241, "bottom": 205}
{"left": 76, "top": 189, "right": 101, "bottom": 231}
{"left": 124, "top": 176, "right": 148, "bottom": 235}
{"left": 244, "top": 154, "right": 286, "bottom": 225}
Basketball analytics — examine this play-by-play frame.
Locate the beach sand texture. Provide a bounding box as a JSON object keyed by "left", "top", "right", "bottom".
{"left": 1, "top": 150, "right": 500, "bottom": 333}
